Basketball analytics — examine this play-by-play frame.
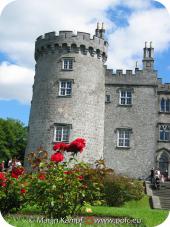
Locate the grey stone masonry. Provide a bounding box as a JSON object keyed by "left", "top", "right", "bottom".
{"left": 25, "top": 26, "right": 108, "bottom": 168}
{"left": 25, "top": 27, "right": 170, "bottom": 179}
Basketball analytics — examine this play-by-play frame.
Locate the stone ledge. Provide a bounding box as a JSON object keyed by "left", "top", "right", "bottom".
{"left": 145, "top": 181, "right": 153, "bottom": 196}
{"left": 152, "top": 196, "right": 161, "bottom": 209}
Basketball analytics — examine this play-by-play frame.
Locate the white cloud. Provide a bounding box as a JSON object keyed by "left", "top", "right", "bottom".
{"left": 107, "top": 8, "right": 170, "bottom": 70}
{"left": 0, "top": 62, "right": 34, "bottom": 103}
{"left": 0, "top": 0, "right": 170, "bottom": 103}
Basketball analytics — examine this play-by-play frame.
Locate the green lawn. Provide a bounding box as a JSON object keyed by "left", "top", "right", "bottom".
{"left": 5, "top": 196, "right": 169, "bottom": 227}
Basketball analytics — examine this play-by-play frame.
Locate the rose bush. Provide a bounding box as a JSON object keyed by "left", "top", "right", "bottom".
{"left": 0, "top": 168, "right": 28, "bottom": 215}
{"left": 0, "top": 137, "right": 144, "bottom": 217}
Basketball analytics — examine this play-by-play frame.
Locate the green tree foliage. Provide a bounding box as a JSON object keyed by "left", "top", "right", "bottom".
{"left": 0, "top": 118, "right": 27, "bottom": 162}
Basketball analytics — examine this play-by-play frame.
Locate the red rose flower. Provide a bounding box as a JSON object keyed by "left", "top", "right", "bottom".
{"left": 64, "top": 171, "right": 72, "bottom": 175}
{"left": 77, "top": 175, "right": 84, "bottom": 180}
{"left": 51, "top": 152, "right": 64, "bottom": 163}
{"left": 53, "top": 143, "right": 68, "bottom": 151}
{"left": 11, "top": 167, "right": 24, "bottom": 179}
{"left": 38, "top": 173, "right": 46, "bottom": 180}
{"left": 0, "top": 172, "right": 7, "bottom": 187}
{"left": 21, "top": 188, "right": 26, "bottom": 194}
{"left": 67, "top": 138, "right": 86, "bottom": 154}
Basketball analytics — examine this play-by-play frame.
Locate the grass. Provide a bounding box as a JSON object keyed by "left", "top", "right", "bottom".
{"left": 4, "top": 196, "right": 169, "bottom": 227}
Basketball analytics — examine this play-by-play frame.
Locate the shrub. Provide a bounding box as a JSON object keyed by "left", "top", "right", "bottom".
{"left": 0, "top": 167, "right": 28, "bottom": 215}
{"left": 26, "top": 138, "right": 102, "bottom": 218}
{"left": 103, "top": 174, "right": 144, "bottom": 206}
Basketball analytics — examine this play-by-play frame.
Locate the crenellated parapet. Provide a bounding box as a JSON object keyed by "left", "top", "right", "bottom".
{"left": 105, "top": 67, "right": 158, "bottom": 86}
{"left": 158, "top": 83, "right": 170, "bottom": 94}
{"left": 35, "top": 30, "right": 108, "bottom": 62}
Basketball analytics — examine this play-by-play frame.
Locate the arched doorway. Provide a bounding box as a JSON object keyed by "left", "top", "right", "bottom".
{"left": 158, "top": 152, "right": 169, "bottom": 177}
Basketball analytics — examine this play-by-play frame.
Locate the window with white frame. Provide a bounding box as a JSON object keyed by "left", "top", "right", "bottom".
{"left": 159, "top": 125, "right": 170, "bottom": 141}
{"left": 54, "top": 124, "right": 71, "bottom": 142}
{"left": 62, "top": 58, "right": 73, "bottom": 70}
{"left": 119, "top": 90, "right": 132, "bottom": 105}
{"left": 117, "top": 129, "right": 131, "bottom": 147}
{"left": 59, "top": 80, "right": 72, "bottom": 96}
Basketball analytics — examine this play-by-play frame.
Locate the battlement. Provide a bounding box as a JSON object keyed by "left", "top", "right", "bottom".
{"left": 105, "top": 68, "right": 158, "bottom": 86}
{"left": 158, "top": 83, "right": 170, "bottom": 93}
{"left": 35, "top": 30, "right": 108, "bottom": 62}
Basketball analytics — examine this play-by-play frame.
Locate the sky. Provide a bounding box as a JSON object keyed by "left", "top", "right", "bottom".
{"left": 0, "top": 0, "right": 170, "bottom": 125}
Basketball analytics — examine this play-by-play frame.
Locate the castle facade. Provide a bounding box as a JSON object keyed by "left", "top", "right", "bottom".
{"left": 25, "top": 25, "right": 170, "bottom": 179}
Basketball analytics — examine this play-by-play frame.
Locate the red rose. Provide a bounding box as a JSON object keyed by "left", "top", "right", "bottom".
{"left": 67, "top": 138, "right": 86, "bottom": 154}
{"left": 21, "top": 188, "right": 26, "bottom": 194}
{"left": 51, "top": 152, "right": 64, "bottom": 163}
{"left": 11, "top": 172, "right": 18, "bottom": 179}
{"left": 64, "top": 171, "right": 72, "bottom": 175}
{"left": 77, "top": 175, "right": 84, "bottom": 180}
{"left": 0, "top": 172, "right": 7, "bottom": 187}
{"left": 38, "top": 173, "right": 46, "bottom": 180}
{"left": 53, "top": 143, "right": 68, "bottom": 151}
{"left": 11, "top": 167, "right": 24, "bottom": 179}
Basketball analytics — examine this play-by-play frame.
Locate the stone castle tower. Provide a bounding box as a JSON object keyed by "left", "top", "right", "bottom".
{"left": 25, "top": 24, "right": 108, "bottom": 166}
{"left": 25, "top": 25, "right": 170, "bottom": 179}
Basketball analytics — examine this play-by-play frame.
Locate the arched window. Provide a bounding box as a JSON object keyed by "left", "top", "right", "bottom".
{"left": 96, "top": 49, "right": 100, "bottom": 58}
{"left": 71, "top": 44, "right": 77, "bottom": 52}
{"left": 159, "top": 152, "right": 169, "bottom": 174}
{"left": 62, "top": 43, "right": 68, "bottom": 51}
{"left": 89, "top": 47, "right": 94, "bottom": 56}
{"left": 166, "top": 99, "right": 170, "bottom": 112}
{"left": 80, "top": 45, "right": 85, "bottom": 54}
{"left": 160, "top": 98, "right": 165, "bottom": 112}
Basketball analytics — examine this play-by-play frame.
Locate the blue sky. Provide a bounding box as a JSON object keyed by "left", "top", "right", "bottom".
{"left": 0, "top": 0, "right": 170, "bottom": 125}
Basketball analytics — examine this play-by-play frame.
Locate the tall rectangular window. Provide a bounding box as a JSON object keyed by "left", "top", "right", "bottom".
{"left": 54, "top": 124, "right": 71, "bottom": 142}
{"left": 119, "top": 90, "right": 132, "bottom": 105}
{"left": 59, "top": 80, "right": 72, "bottom": 96}
{"left": 117, "top": 129, "right": 130, "bottom": 147}
{"left": 160, "top": 98, "right": 170, "bottom": 112}
{"left": 62, "top": 59, "right": 73, "bottom": 70}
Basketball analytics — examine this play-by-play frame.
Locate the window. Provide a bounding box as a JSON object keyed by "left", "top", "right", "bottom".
{"left": 54, "top": 124, "right": 71, "bottom": 142}
{"left": 160, "top": 98, "right": 170, "bottom": 112}
{"left": 159, "top": 125, "right": 170, "bottom": 141}
{"left": 59, "top": 80, "right": 72, "bottom": 96}
{"left": 117, "top": 129, "right": 131, "bottom": 148}
{"left": 62, "top": 59, "right": 73, "bottom": 70}
{"left": 106, "top": 95, "right": 111, "bottom": 103}
{"left": 119, "top": 90, "right": 132, "bottom": 105}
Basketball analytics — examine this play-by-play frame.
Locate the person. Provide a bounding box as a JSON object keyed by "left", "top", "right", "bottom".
{"left": 15, "top": 158, "right": 22, "bottom": 167}
{"left": 157, "top": 168, "right": 161, "bottom": 179}
{"left": 160, "top": 174, "right": 165, "bottom": 183}
{"left": 155, "top": 176, "right": 160, "bottom": 190}
{"left": 150, "top": 168, "right": 154, "bottom": 184}
{"left": 8, "top": 157, "right": 17, "bottom": 171}
{"left": 0, "top": 161, "right": 5, "bottom": 172}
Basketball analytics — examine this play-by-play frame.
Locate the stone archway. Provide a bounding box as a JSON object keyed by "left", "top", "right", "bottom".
{"left": 156, "top": 149, "right": 170, "bottom": 178}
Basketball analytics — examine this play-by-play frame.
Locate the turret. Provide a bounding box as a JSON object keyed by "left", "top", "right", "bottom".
{"left": 25, "top": 26, "right": 108, "bottom": 168}
{"left": 142, "top": 41, "right": 154, "bottom": 70}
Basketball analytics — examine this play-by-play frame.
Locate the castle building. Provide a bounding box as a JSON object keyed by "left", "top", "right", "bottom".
{"left": 25, "top": 24, "right": 170, "bottom": 179}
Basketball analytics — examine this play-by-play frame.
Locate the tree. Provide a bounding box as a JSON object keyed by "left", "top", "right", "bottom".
{"left": 0, "top": 118, "right": 27, "bottom": 163}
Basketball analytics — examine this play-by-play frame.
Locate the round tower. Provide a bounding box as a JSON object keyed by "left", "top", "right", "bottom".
{"left": 25, "top": 25, "right": 108, "bottom": 166}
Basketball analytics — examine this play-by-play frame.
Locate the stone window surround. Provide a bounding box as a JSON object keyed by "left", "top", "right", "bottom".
{"left": 61, "top": 57, "right": 75, "bottom": 71}
{"left": 115, "top": 128, "right": 133, "bottom": 148}
{"left": 58, "top": 80, "right": 73, "bottom": 97}
{"left": 116, "top": 88, "right": 134, "bottom": 106}
{"left": 160, "top": 97, "right": 170, "bottom": 113}
{"left": 158, "top": 123, "right": 170, "bottom": 143}
{"left": 53, "top": 123, "right": 72, "bottom": 143}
